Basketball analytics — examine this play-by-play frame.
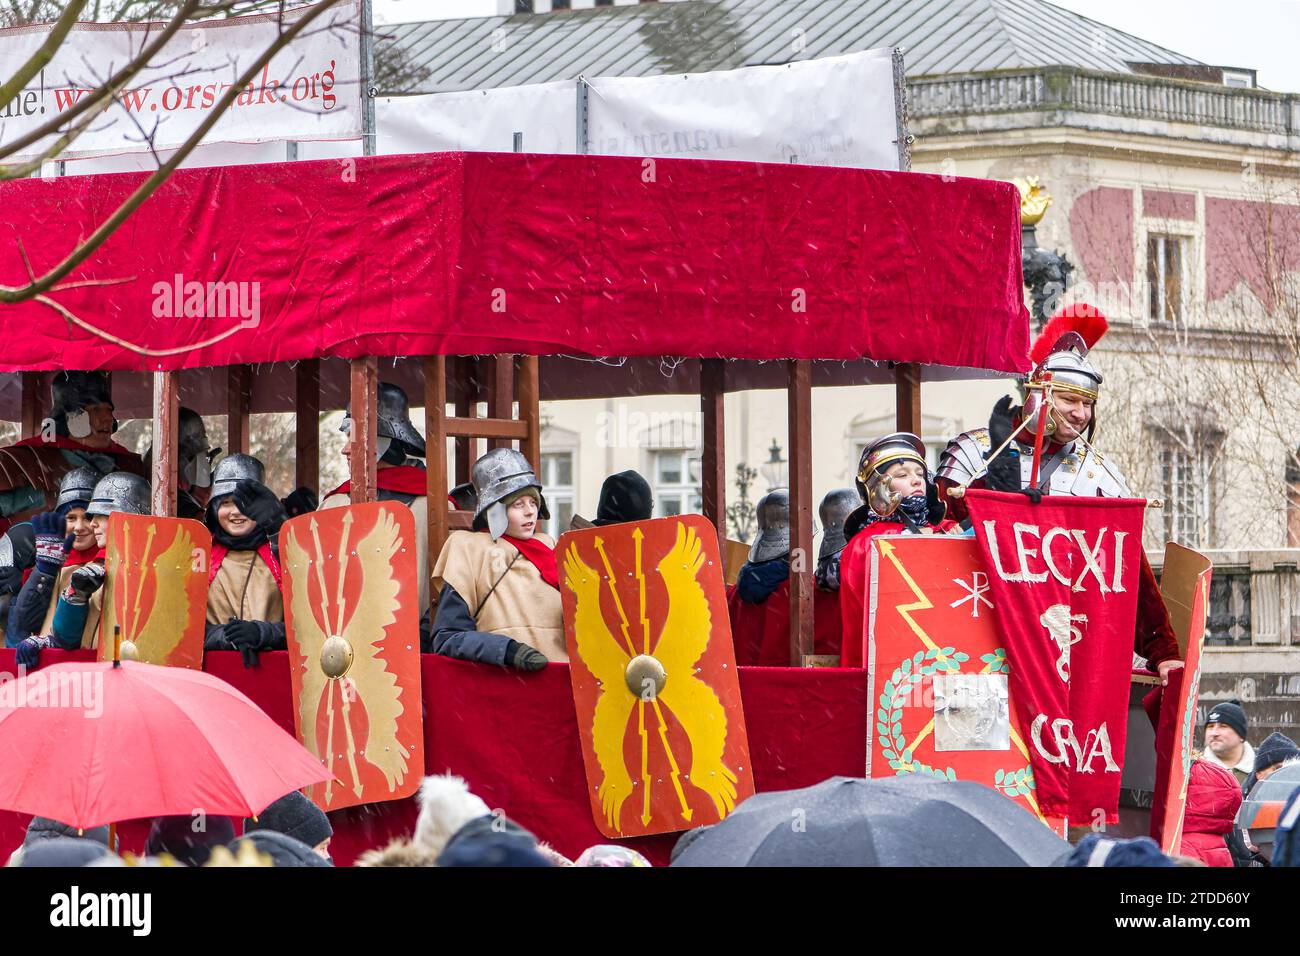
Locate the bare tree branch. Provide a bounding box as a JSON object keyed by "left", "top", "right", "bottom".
{"left": 0, "top": 0, "right": 87, "bottom": 112}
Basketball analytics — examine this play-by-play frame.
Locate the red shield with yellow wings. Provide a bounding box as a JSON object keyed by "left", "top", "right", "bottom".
{"left": 560, "top": 515, "right": 755, "bottom": 839}
{"left": 281, "top": 502, "right": 424, "bottom": 812}
{"left": 99, "top": 515, "right": 208, "bottom": 669}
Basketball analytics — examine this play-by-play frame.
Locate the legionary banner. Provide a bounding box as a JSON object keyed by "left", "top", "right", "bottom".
{"left": 559, "top": 515, "right": 754, "bottom": 839}
{"left": 965, "top": 489, "right": 1146, "bottom": 824}
{"left": 281, "top": 502, "right": 423, "bottom": 812}
{"left": 866, "top": 535, "right": 1054, "bottom": 829}
{"left": 99, "top": 515, "right": 207, "bottom": 669}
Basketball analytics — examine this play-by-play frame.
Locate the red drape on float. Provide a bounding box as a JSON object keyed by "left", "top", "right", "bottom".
{"left": 0, "top": 153, "right": 1029, "bottom": 373}
{"left": 965, "top": 489, "right": 1145, "bottom": 823}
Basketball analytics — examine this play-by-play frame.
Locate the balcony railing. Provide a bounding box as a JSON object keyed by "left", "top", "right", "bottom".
{"left": 909, "top": 67, "right": 1300, "bottom": 140}
{"left": 1149, "top": 549, "right": 1300, "bottom": 647}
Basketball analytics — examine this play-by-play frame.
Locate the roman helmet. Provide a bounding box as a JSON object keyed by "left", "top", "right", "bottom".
{"left": 817, "top": 487, "right": 860, "bottom": 562}
{"left": 749, "top": 489, "right": 791, "bottom": 564}
{"left": 85, "top": 473, "right": 151, "bottom": 519}
{"left": 50, "top": 371, "right": 114, "bottom": 439}
{"left": 339, "top": 382, "right": 426, "bottom": 462}
{"left": 854, "top": 432, "right": 929, "bottom": 519}
{"left": 448, "top": 481, "right": 478, "bottom": 512}
{"left": 178, "top": 408, "right": 220, "bottom": 491}
{"left": 471, "top": 448, "right": 549, "bottom": 540}
{"left": 55, "top": 466, "right": 103, "bottom": 511}
{"left": 1021, "top": 304, "right": 1108, "bottom": 443}
{"left": 211, "top": 453, "right": 265, "bottom": 500}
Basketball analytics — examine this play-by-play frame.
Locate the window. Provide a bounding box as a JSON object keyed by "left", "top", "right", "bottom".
{"left": 541, "top": 451, "right": 575, "bottom": 538}
{"left": 651, "top": 449, "right": 701, "bottom": 517}
{"left": 1157, "top": 439, "right": 1215, "bottom": 548}
{"left": 1147, "top": 234, "right": 1186, "bottom": 324}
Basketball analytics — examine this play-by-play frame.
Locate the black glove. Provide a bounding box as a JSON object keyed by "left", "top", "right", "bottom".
{"left": 31, "top": 512, "right": 71, "bottom": 577}
{"left": 282, "top": 487, "right": 318, "bottom": 518}
{"left": 925, "top": 480, "right": 946, "bottom": 526}
{"left": 16, "top": 636, "right": 50, "bottom": 669}
{"left": 506, "top": 640, "right": 548, "bottom": 673}
{"left": 231, "top": 480, "right": 287, "bottom": 534}
{"left": 985, "top": 396, "right": 1023, "bottom": 493}
{"left": 225, "top": 618, "right": 265, "bottom": 669}
{"left": 1019, "top": 488, "right": 1044, "bottom": 505}
{"left": 66, "top": 563, "right": 106, "bottom": 604}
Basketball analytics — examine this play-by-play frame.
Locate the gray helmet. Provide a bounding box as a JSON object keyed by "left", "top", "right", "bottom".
{"left": 211, "top": 453, "right": 265, "bottom": 500}
{"left": 85, "top": 472, "right": 150, "bottom": 519}
{"left": 817, "top": 488, "right": 860, "bottom": 561}
{"left": 471, "top": 448, "right": 549, "bottom": 540}
{"left": 56, "top": 466, "right": 103, "bottom": 511}
{"left": 339, "top": 382, "right": 426, "bottom": 460}
{"left": 449, "top": 481, "right": 478, "bottom": 512}
{"left": 178, "top": 408, "right": 220, "bottom": 490}
{"left": 749, "top": 489, "right": 791, "bottom": 563}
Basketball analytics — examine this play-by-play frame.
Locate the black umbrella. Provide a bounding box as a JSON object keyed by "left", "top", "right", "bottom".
{"left": 670, "top": 776, "right": 1069, "bottom": 867}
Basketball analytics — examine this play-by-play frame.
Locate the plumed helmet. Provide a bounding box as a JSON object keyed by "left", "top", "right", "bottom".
{"left": 817, "top": 488, "right": 860, "bottom": 561}
{"left": 339, "top": 382, "right": 426, "bottom": 460}
{"left": 855, "top": 432, "right": 927, "bottom": 518}
{"left": 471, "top": 448, "right": 548, "bottom": 540}
{"left": 1023, "top": 304, "right": 1108, "bottom": 441}
{"left": 211, "top": 453, "right": 265, "bottom": 500}
{"left": 749, "top": 489, "right": 791, "bottom": 564}
{"left": 56, "top": 466, "right": 103, "bottom": 510}
{"left": 85, "top": 472, "right": 150, "bottom": 519}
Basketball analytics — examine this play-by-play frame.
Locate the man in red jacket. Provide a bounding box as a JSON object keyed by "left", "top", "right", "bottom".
{"left": 1179, "top": 759, "right": 1243, "bottom": 866}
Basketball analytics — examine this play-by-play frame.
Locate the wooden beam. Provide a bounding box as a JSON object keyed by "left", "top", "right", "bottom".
{"left": 787, "top": 359, "right": 814, "bottom": 665}
{"left": 19, "top": 371, "right": 42, "bottom": 440}
{"left": 700, "top": 359, "right": 727, "bottom": 551}
{"left": 349, "top": 357, "right": 379, "bottom": 504}
{"left": 227, "top": 365, "right": 252, "bottom": 455}
{"left": 295, "top": 360, "right": 320, "bottom": 491}
{"left": 151, "top": 371, "right": 179, "bottom": 517}
{"left": 424, "top": 356, "right": 449, "bottom": 576}
{"left": 488, "top": 353, "right": 515, "bottom": 450}
{"left": 517, "top": 355, "right": 541, "bottom": 473}
{"left": 453, "top": 357, "right": 472, "bottom": 484}
{"left": 445, "top": 417, "right": 529, "bottom": 440}
{"left": 894, "top": 362, "right": 922, "bottom": 435}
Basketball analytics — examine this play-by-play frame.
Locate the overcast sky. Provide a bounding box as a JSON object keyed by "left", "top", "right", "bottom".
{"left": 373, "top": 0, "right": 1300, "bottom": 94}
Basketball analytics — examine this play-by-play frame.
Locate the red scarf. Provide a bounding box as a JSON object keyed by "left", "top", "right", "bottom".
{"left": 12, "top": 435, "right": 133, "bottom": 456}
{"left": 495, "top": 532, "right": 558, "bottom": 590}
{"left": 65, "top": 546, "right": 103, "bottom": 567}
{"left": 325, "top": 464, "right": 427, "bottom": 500}
{"left": 209, "top": 543, "right": 283, "bottom": 590}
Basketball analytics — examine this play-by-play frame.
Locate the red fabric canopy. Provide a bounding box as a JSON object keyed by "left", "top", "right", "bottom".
{"left": 0, "top": 152, "right": 1030, "bottom": 373}
{"left": 0, "top": 650, "right": 867, "bottom": 866}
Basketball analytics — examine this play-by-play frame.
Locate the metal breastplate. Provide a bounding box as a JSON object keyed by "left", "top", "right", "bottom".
{"left": 937, "top": 428, "right": 1130, "bottom": 498}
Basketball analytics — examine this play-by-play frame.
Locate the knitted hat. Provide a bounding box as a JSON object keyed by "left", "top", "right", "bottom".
{"left": 228, "top": 831, "right": 332, "bottom": 868}
{"left": 1205, "top": 699, "right": 1249, "bottom": 742}
{"left": 1254, "top": 732, "right": 1300, "bottom": 774}
{"left": 146, "top": 814, "right": 236, "bottom": 867}
{"left": 244, "top": 790, "right": 333, "bottom": 850}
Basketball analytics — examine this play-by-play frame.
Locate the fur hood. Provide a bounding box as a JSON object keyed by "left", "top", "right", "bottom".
{"left": 355, "top": 838, "right": 438, "bottom": 868}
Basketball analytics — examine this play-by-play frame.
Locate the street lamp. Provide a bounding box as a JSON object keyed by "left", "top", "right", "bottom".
{"left": 760, "top": 438, "right": 788, "bottom": 490}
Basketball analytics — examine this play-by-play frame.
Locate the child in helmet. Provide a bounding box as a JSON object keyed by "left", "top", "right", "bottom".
{"left": 202, "top": 454, "right": 287, "bottom": 669}
{"left": 838, "top": 434, "right": 954, "bottom": 667}
{"left": 16, "top": 472, "right": 150, "bottom": 667}
{"left": 428, "top": 449, "right": 564, "bottom": 671}
{"left": 6, "top": 467, "right": 102, "bottom": 650}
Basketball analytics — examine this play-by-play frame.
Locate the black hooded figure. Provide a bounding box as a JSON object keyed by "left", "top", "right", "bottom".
{"left": 593, "top": 471, "right": 654, "bottom": 526}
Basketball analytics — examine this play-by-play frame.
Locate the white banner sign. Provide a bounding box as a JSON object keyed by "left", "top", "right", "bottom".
{"left": 587, "top": 49, "right": 901, "bottom": 170}
{"left": 377, "top": 83, "right": 577, "bottom": 156}
{"left": 0, "top": 0, "right": 361, "bottom": 160}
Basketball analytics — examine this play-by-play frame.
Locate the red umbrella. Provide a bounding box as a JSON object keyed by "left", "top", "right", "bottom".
{"left": 0, "top": 661, "right": 332, "bottom": 830}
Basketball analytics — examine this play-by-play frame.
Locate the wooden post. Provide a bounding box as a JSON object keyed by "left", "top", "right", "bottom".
{"left": 894, "top": 362, "right": 922, "bottom": 435}
{"left": 295, "top": 360, "right": 320, "bottom": 492}
{"left": 453, "top": 357, "right": 472, "bottom": 484}
{"left": 151, "top": 371, "right": 179, "bottom": 517}
{"left": 488, "top": 353, "right": 515, "bottom": 451}
{"left": 700, "top": 359, "right": 727, "bottom": 550}
{"left": 349, "top": 357, "right": 378, "bottom": 504}
{"left": 19, "top": 371, "right": 42, "bottom": 440}
{"left": 227, "top": 365, "right": 252, "bottom": 455}
{"left": 517, "top": 355, "right": 541, "bottom": 472}
{"left": 787, "top": 359, "right": 814, "bottom": 665}
{"left": 425, "top": 356, "right": 449, "bottom": 574}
